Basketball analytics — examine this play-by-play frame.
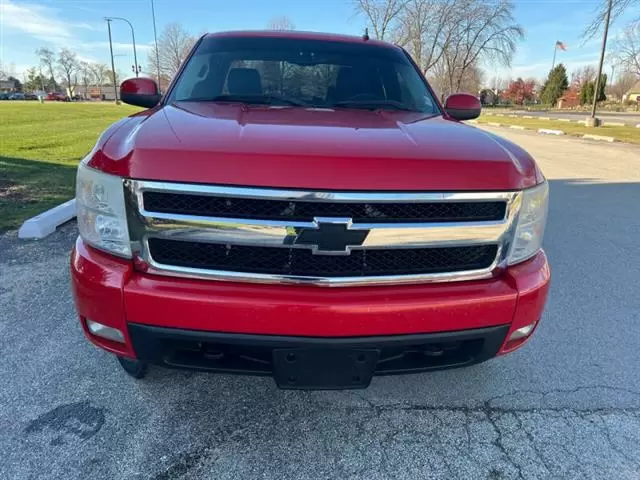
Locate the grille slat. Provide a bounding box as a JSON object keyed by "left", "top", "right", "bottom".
{"left": 148, "top": 238, "right": 498, "bottom": 278}
{"left": 143, "top": 191, "right": 506, "bottom": 223}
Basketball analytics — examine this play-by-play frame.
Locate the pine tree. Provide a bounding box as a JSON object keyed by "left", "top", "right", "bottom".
{"left": 580, "top": 82, "right": 594, "bottom": 105}
{"left": 540, "top": 64, "right": 569, "bottom": 106}
{"left": 579, "top": 74, "right": 607, "bottom": 105}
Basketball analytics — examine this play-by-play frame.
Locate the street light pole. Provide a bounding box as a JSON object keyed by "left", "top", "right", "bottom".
{"left": 106, "top": 19, "right": 118, "bottom": 102}
{"left": 589, "top": 0, "right": 612, "bottom": 126}
{"left": 150, "top": 0, "right": 162, "bottom": 90}
{"left": 105, "top": 17, "right": 139, "bottom": 77}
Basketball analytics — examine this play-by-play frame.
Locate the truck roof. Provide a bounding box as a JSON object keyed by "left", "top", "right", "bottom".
{"left": 203, "top": 30, "right": 398, "bottom": 50}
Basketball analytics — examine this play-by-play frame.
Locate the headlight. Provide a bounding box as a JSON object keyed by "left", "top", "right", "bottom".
{"left": 76, "top": 163, "right": 131, "bottom": 258}
{"left": 507, "top": 181, "right": 549, "bottom": 265}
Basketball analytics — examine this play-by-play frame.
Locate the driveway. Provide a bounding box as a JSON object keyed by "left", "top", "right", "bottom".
{"left": 1, "top": 129, "right": 639, "bottom": 479}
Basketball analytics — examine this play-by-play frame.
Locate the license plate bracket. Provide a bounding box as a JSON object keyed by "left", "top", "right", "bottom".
{"left": 273, "top": 348, "right": 379, "bottom": 390}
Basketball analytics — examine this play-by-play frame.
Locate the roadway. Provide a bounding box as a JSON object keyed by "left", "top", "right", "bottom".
{"left": 1, "top": 128, "right": 639, "bottom": 479}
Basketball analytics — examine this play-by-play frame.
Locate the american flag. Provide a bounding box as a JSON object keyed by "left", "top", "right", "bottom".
{"left": 556, "top": 41, "right": 567, "bottom": 51}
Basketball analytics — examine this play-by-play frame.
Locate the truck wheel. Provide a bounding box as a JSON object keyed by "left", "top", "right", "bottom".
{"left": 117, "top": 356, "right": 148, "bottom": 379}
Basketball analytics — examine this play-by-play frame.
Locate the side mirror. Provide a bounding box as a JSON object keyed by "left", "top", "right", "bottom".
{"left": 120, "top": 78, "right": 161, "bottom": 109}
{"left": 444, "top": 93, "right": 481, "bottom": 121}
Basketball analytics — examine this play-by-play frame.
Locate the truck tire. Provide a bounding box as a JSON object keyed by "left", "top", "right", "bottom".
{"left": 117, "top": 356, "right": 148, "bottom": 379}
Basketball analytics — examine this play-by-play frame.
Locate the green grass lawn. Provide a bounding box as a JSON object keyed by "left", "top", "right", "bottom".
{"left": 477, "top": 114, "right": 640, "bottom": 144}
{"left": 0, "top": 101, "right": 141, "bottom": 231}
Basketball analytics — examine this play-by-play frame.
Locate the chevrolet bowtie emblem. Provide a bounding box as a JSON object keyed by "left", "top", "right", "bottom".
{"left": 292, "top": 218, "right": 369, "bottom": 255}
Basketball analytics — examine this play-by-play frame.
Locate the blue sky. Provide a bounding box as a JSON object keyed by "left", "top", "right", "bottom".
{"left": 1, "top": 0, "right": 639, "bottom": 83}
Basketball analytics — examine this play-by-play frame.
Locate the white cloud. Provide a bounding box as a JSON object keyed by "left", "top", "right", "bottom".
{"left": 76, "top": 55, "right": 100, "bottom": 64}
{"left": 79, "top": 42, "right": 153, "bottom": 52}
{"left": 1, "top": 0, "right": 97, "bottom": 45}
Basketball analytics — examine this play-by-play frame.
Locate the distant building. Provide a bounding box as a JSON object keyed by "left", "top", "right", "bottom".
{"left": 62, "top": 85, "right": 118, "bottom": 101}
{"left": 479, "top": 89, "right": 499, "bottom": 106}
{"left": 623, "top": 81, "right": 640, "bottom": 103}
{"left": 557, "top": 87, "right": 580, "bottom": 109}
{"left": 0, "top": 79, "right": 18, "bottom": 92}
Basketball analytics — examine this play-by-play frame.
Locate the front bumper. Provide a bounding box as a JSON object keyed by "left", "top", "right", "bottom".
{"left": 128, "top": 323, "right": 510, "bottom": 388}
{"left": 71, "top": 237, "right": 550, "bottom": 382}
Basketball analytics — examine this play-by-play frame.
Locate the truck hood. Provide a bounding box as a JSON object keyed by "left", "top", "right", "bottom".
{"left": 94, "top": 103, "right": 539, "bottom": 191}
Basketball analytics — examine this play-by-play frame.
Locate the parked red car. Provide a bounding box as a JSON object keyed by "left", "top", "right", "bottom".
{"left": 46, "top": 92, "right": 69, "bottom": 101}
{"left": 71, "top": 31, "right": 550, "bottom": 389}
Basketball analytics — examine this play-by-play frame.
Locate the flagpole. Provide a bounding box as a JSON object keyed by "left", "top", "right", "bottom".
{"left": 551, "top": 43, "right": 557, "bottom": 71}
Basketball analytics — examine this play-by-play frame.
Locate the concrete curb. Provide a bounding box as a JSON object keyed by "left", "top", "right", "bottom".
{"left": 558, "top": 118, "right": 572, "bottom": 122}
{"left": 473, "top": 121, "right": 632, "bottom": 144}
{"left": 18, "top": 198, "right": 76, "bottom": 239}
{"left": 539, "top": 117, "right": 551, "bottom": 120}
{"left": 538, "top": 128, "right": 566, "bottom": 136}
{"left": 603, "top": 122, "right": 625, "bottom": 127}
{"left": 582, "top": 134, "right": 616, "bottom": 143}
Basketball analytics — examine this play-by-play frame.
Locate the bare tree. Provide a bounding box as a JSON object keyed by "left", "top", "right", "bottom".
{"left": 267, "top": 16, "right": 295, "bottom": 30}
{"left": 610, "top": 69, "right": 638, "bottom": 99}
{"left": 78, "top": 61, "right": 94, "bottom": 97}
{"left": 430, "top": 57, "right": 485, "bottom": 97}
{"left": 615, "top": 22, "right": 640, "bottom": 76}
{"left": 583, "top": 0, "right": 639, "bottom": 40}
{"left": 446, "top": 0, "right": 523, "bottom": 94}
{"left": 0, "top": 62, "right": 17, "bottom": 80}
{"left": 427, "top": 58, "right": 486, "bottom": 101}
{"left": 90, "top": 63, "right": 110, "bottom": 86}
{"left": 571, "top": 65, "right": 598, "bottom": 88}
{"left": 490, "top": 75, "right": 508, "bottom": 92}
{"left": 36, "top": 47, "right": 57, "bottom": 83}
{"left": 104, "top": 69, "right": 125, "bottom": 86}
{"left": 426, "top": 58, "right": 450, "bottom": 101}
{"left": 393, "top": 0, "right": 522, "bottom": 97}
{"left": 148, "top": 23, "right": 196, "bottom": 80}
{"left": 57, "top": 48, "right": 79, "bottom": 96}
{"left": 457, "top": 62, "right": 485, "bottom": 94}
{"left": 394, "top": 0, "right": 460, "bottom": 73}
{"left": 352, "top": 0, "right": 407, "bottom": 40}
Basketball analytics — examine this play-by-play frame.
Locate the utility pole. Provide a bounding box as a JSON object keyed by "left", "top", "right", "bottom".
{"left": 39, "top": 66, "right": 45, "bottom": 92}
{"left": 589, "top": 0, "right": 612, "bottom": 127}
{"left": 105, "top": 17, "right": 139, "bottom": 77}
{"left": 106, "top": 19, "right": 118, "bottom": 102}
{"left": 151, "top": 0, "right": 162, "bottom": 90}
{"left": 610, "top": 64, "right": 615, "bottom": 86}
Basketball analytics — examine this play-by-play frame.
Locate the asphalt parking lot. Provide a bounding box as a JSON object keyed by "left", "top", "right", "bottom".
{"left": 1, "top": 128, "right": 639, "bottom": 480}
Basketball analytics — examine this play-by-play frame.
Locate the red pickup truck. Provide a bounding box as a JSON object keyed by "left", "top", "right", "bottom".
{"left": 71, "top": 31, "right": 550, "bottom": 389}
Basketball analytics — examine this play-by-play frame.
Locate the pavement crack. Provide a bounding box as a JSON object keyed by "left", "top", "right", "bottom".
{"left": 595, "top": 415, "right": 640, "bottom": 468}
{"left": 485, "top": 411, "right": 525, "bottom": 480}
{"left": 514, "top": 412, "right": 553, "bottom": 476}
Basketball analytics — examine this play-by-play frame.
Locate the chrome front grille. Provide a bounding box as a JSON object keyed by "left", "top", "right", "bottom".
{"left": 125, "top": 181, "right": 522, "bottom": 287}
{"left": 142, "top": 190, "right": 507, "bottom": 223}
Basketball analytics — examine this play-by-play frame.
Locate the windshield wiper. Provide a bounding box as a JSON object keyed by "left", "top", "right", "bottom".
{"left": 184, "top": 94, "right": 307, "bottom": 107}
{"left": 331, "top": 99, "right": 415, "bottom": 111}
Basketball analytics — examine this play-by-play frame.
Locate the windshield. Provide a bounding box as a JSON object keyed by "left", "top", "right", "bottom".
{"left": 167, "top": 36, "right": 440, "bottom": 114}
